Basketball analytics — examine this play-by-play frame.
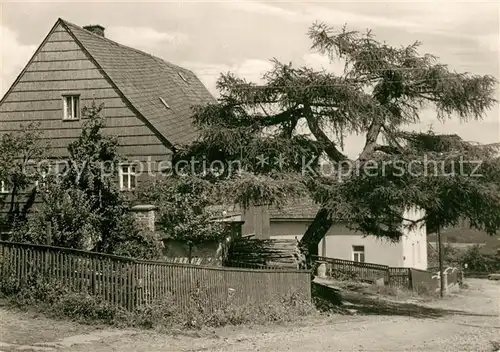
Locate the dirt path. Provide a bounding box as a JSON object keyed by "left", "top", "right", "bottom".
{"left": 1, "top": 279, "right": 499, "bottom": 352}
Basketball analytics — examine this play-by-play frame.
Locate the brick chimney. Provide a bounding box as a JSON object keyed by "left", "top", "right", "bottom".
{"left": 131, "top": 204, "right": 156, "bottom": 232}
{"left": 83, "top": 25, "right": 105, "bottom": 37}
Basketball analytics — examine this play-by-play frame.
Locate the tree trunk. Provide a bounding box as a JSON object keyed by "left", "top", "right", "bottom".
{"left": 7, "top": 184, "right": 19, "bottom": 225}
{"left": 298, "top": 208, "right": 333, "bottom": 266}
{"left": 437, "top": 226, "right": 444, "bottom": 298}
{"left": 21, "top": 187, "right": 37, "bottom": 221}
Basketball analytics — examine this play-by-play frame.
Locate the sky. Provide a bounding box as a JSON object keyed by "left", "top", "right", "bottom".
{"left": 0, "top": 0, "right": 498, "bottom": 158}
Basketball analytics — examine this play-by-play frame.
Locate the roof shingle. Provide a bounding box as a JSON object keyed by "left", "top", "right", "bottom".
{"left": 268, "top": 198, "right": 320, "bottom": 219}
{"left": 61, "top": 19, "right": 215, "bottom": 148}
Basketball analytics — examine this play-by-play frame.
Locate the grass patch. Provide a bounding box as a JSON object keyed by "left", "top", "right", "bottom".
{"left": 364, "top": 282, "right": 439, "bottom": 301}
{"left": 320, "top": 279, "right": 440, "bottom": 302}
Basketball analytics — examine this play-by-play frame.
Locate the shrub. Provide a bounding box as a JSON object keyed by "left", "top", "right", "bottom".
{"left": 203, "top": 291, "right": 316, "bottom": 328}
{"left": 128, "top": 295, "right": 180, "bottom": 329}
{"left": 11, "top": 185, "right": 101, "bottom": 250}
{"left": 1, "top": 269, "right": 68, "bottom": 306}
{"left": 459, "top": 245, "right": 500, "bottom": 273}
{"left": 52, "top": 293, "right": 126, "bottom": 324}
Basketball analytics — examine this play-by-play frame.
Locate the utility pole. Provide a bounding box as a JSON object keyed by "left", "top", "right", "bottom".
{"left": 437, "top": 226, "right": 444, "bottom": 298}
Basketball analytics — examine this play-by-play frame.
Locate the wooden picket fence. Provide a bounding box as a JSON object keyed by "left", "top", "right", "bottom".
{"left": 314, "top": 255, "right": 418, "bottom": 289}
{"left": 0, "top": 241, "right": 311, "bottom": 311}
{"left": 313, "top": 255, "right": 392, "bottom": 285}
{"left": 388, "top": 267, "right": 412, "bottom": 288}
{"left": 312, "top": 255, "right": 463, "bottom": 292}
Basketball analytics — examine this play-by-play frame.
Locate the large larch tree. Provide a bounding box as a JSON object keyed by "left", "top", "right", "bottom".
{"left": 170, "top": 23, "right": 500, "bottom": 261}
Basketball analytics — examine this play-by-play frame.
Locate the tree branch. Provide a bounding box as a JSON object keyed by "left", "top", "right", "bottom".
{"left": 373, "top": 144, "right": 401, "bottom": 155}
{"left": 304, "top": 105, "right": 347, "bottom": 162}
{"left": 358, "top": 120, "right": 383, "bottom": 161}
{"left": 257, "top": 107, "right": 304, "bottom": 127}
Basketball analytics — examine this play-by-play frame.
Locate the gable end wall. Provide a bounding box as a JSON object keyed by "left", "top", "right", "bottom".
{"left": 0, "top": 23, "right": 171, "bottom": 173}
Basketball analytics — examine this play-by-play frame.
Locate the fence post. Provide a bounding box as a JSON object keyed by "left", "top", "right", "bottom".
{"left": 443, "top": 271, "right": 448, "bottom": 294}
{"left": 408, "top": 268, "right": 413, "bottom": 290}
{"left": 130, "top": 263, "right": 135, "bottom": 310}
{"left": 46, "top": 222, "right": 52, "bottom": 245}
{"left": 91, "top": 258, "right": 97, "bottom": 295}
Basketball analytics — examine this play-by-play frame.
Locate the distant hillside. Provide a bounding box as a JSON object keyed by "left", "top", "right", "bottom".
{"left": 427, "top": 223, "right": 500, "bottom": 254}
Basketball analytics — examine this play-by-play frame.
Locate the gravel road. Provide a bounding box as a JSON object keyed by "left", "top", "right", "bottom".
{"left": 1, "top": 278, "right": 499, "bottom": 352}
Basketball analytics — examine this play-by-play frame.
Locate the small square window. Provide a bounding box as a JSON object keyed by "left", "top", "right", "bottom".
{"left": 119, "top": 164, "right": 137, "bottom": 191}
{"left": 62, "top": 95, "right": 80, "bottom": 120}
{"left": 352, "top": 245, "right": 365, "bottom": 263}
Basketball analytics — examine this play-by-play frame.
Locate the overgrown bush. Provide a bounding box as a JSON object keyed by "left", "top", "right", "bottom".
{"left": 1, "top": 269, "right": 68, "bottom": 306}
{"left": 11, "top": 185, "right": 101, "bottom": 249}
{"left": 137, "top": 177, "right": 230, "bottom": 261}
{"left": 459, "top": 245, "right": 500, "bottom": 273}
{"left": 52, "top": 292, "right": 127, "bottom": 324}
{"left": 428, "top": 243, "right": 500, "bottom": 274}
{"left": 98, "top": 210, "right": 163, "bottom": 260}
{"left": 427, "top": 243, "right": 462, "bottom": 268}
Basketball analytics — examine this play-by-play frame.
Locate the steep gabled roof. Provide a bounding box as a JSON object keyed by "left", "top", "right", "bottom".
{"left": 58, "top": 19, "right": 215, "bottom": 148}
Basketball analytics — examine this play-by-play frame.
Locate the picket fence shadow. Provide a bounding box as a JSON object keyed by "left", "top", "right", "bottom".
{"left": 0, "top": 241, "right": 311, "bottom": 311}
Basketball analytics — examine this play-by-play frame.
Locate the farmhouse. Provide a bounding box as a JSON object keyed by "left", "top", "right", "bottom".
{"left": 0, "top": 19, "right": 430, "bottom": 270}
{"left": 0, "top": 18, "right": 213, "bottom": 191}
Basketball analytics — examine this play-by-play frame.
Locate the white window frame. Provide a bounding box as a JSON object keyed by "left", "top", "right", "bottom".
{"left": 1, "top": 181, "right": 9, "bottom": 194}
{"left": 352, "top": 245, "right": 365, "bottom": 263}
{"left": 62, "top": 95, "right": 80, "bottom": 120}
{"left": 119, "top": 164, "right": 137, "bottom": 191}
{"left": 35, "top": 169, "right": 49, "bottom": 191}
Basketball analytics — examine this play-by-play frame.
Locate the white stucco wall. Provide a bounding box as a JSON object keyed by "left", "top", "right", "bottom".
{"left": 322, "top": 233, "right": 404, "bottom": 267}
{"left": 269, "top": 207, "right": 428, "bottom": 269}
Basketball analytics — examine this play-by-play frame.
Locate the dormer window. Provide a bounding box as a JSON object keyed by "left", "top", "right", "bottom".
{"left": 62, "top": 95, "right": 80, "bottom": 120}
{"left": 178, "top": 71, "right": 188, "bottom": 82}
{"left": 159, "top": 97, "right": 170, "bottom": 109}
